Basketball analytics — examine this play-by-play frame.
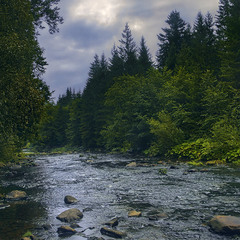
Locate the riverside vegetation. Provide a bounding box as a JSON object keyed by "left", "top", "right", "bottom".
{"left": 33, "top": 0, "right": 240, "bottom": 166}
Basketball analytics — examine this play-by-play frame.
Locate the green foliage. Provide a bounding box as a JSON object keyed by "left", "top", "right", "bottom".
{"left": 146, "top": 111, "right": 184, "bottom": 156}
{"left": 187, "top": 161, "right": 204, "bottom": 166}
{"left": 30, "top": 0, "right": 64, "bottom": 34}
{"left": 171, "top": 117, "right": 240, "bottom": 163}
{"left": 34, "top": 89, "right": 80, "bottom": 150}
{"left": 102, "top": 71, "right": 162, "bottom": 153}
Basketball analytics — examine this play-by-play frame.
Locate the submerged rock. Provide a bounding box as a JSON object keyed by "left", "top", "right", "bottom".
{"left": 148, "top": 212, "right": 168, "bottom": 220}
{"left": 105, "top": 217, "right": 119, "bottom": 227}
{"left": 209, "top": 215, "right": 240, "bottom": 235}
{"left": 57, "top": 225, "right": 77, "bottom": 236}
{"left": 64, "top": 195, "right": 78, "bottom": 204}
{"left": 5, "top": 190, "right": 27, "bottom": 201}
{"left": 100, "top": 227, "right": 126, "bottom": 238}
{"left": 56, "top": 208, "right": 83, "bottom": 222}
{"left": 128, "top": 210, "right": 142, "bottom": 217}
{"left": 42, "top": 224, "right": 52, "bottom": 230}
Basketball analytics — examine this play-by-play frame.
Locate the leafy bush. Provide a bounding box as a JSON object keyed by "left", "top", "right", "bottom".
{"left": 146, "top": 111, "right": 184, "bottom": 156}
{"left": 171, "top": 117, "right": 240, "bottom": 163}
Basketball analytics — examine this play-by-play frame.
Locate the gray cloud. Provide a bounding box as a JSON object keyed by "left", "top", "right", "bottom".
{"left": 38, "top": 0, "right": 219, "bottom": 100}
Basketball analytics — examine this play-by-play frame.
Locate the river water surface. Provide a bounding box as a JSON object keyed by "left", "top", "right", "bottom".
{"left": 0, "top": 153, "right": 240, "bottom": 240}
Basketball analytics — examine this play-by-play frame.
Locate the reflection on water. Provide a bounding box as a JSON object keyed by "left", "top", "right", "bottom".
{"left": 0, "top": 153, "right": 240, "bottom": 240}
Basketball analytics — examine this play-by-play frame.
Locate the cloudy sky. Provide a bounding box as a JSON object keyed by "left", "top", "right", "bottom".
{"left": 38, "top": 0, "right": 220, "bottom": 100}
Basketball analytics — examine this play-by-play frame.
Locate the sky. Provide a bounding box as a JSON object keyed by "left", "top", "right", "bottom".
{"left": 38, "top": 0, "right": 220, "bottom": 100}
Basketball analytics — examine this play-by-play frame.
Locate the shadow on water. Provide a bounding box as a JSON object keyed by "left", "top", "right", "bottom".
{"left": 0, "top": 153, "right": 240, "bottom": 240}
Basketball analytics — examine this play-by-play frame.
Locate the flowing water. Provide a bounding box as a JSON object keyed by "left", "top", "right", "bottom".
{"left": 0, "top": 153, "right": 240, "bottom": 240}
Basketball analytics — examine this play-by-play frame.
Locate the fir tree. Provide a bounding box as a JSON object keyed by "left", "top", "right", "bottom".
{"left": 118, "top": 23, "right": 139, "bottom": 75}
{"left": 216, "top": 0, "right": 240, "bottom": 88}
{"left": 138, "top": 36, "right": 153, "bottom": 75}
{"left": 156, "top": 10, "right": 187, "bottom": 70}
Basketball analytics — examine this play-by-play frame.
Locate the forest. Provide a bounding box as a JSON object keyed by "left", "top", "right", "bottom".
{"left": 1, "top": 0, "right": 240, "bottom": 165}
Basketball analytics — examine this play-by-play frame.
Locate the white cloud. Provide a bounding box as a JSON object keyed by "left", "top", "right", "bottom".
{"left": 69, "top": 0, "right": 124, "bottom": 26}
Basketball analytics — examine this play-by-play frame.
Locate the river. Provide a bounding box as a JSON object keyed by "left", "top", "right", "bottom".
{"left": 0, "top": 153, "right": 240, "bottom": 240}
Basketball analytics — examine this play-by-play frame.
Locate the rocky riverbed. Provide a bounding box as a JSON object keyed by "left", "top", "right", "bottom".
{"left": 0, "top": 153, "right": 240, "bottom": 239}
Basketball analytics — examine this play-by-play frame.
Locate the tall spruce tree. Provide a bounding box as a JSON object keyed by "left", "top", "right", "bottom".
{"left": 109, "top": 44, "right": 125, "bottom": 78}
{"left": 67, "top": 92, "right": 82, "bottom": 147}
{"left": 156, "top": 10, "right": 187, "bottom": 70}
{"left": 118, "top": 23, "right": 139, "bottom": 75}
{"left": 138, "top": 36, "right": 153, "bottom": 75}
{"left": 177, "top": 12, "right": 219, "bottom": 73}
{"left": 216, "top": 0, "right": 240, "bottom": 88}
{"left": 81, "top": 54, "right": 109, "bottom": 149}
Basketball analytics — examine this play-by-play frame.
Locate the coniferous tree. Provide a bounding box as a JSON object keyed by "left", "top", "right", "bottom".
{"left": 216, "top": 0, "right": 240, "bottom": 88}
{"left": 118, "top": 23, "right": 139, "bottom": 75}
{"left": 109, "top": 44, "right": 125, "bottom": 78}
{"left": 192, "top": 12, "right": 219, "bottom": 72}
{"left": 177, "top": 12, "right": 219, "bottom": 73}
{"left": 81, "top": 54, "right": 109, "bottom": 149}
{"left": 138, "top": 36, "right": 153, "bottom": 75}
{"left": 67, "top": 92, "right": 82, "bottom": 147}
{"left": 156, "top": 10, "right": 187, "bottom": 70}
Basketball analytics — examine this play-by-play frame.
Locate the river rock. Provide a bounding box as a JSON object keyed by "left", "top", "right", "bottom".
{"left": 100, "top": 227, "right": 126, "bottom": 238}
{"left": 209, "top": 215, "right": 240, "bottom": 234}
{"left": 64, "top": 195, "right": 78, "bottom": 204}
{"left": 57, "top": 225, "right": 77, "bottom": 236}
{"left": 42, "top": 224, "right": 52, "bottom": 230}
{"left": 128, "top": 210, "right": 141, "bottom": 217}
{"left": 56, "top": 208, "right": 83, "bottom": 222}
{"left": 126, "top": 162, "right": 137, "bottom": 167}
{"left": 148, "top": 212, "right": 168, "bottom": 220}
{"left": 105, "top": 217, "right": 119, "bottom": 227}
{"left": 5, "top": 190, "right": 27, "bottom": 200}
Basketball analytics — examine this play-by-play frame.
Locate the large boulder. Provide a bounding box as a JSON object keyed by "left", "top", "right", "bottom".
{"left": 56, "top": 208, "right": 83, "bottom": 222}
{"left": 64, "top": 195, "right": 78, "bottom": 204}
{"left": 209, "top": 215, "right": 240, "bottom": 235}
{"left": 5, "top": 190, "right": 27, "bottom": 200}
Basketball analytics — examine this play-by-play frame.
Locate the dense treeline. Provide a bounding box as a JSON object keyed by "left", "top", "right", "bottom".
{"left": 35, "top": 0, "right": 240, "bottom": 164}
{"left": 0, "top": 0, "right": 63, "bottom": 162}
